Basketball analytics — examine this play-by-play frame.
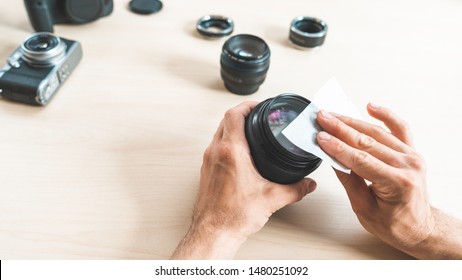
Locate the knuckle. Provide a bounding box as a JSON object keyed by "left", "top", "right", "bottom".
{"left": 216, "top": 143, "right": 237, "bottom": 164}
{"left": 331, "top": 139, "right": 347, "bottom": 155}
{"left": 357, "top": 133, "right": 375, "bottom": 149}
{"left": 405, "top": 154, "right": 426, "bottom": 172}
{"left": 203, "top": 147, "right": 212, "bottom": 162}
{"left": 223, "top": 108, "right": 235, "bottom": 120}
{"left": 395, "top": 173, "right": 415, "bottom": 189}
{"left": 333, "top": 118, "right": 346, "bottom": 132}
{"left": 351, "top": 150, "right": 370, "bottom": 167}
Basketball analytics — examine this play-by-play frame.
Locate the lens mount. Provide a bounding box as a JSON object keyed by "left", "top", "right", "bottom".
{"left": 289, "top": 16, "right": 328, "bottom": 48}
{"left": 196, "top": 15, "right": 234, "bottom": 38}
{"left": 21, "top": 32, "right": 67, "bottom": 67}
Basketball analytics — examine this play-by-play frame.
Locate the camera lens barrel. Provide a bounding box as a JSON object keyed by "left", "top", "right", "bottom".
{"left": 289, "top": 16, "right": 328, "bottom": 48}
{"left": 220, "top": 34, "right": 270, "bottom": 95}
{"left": 245, "top": 94, "right": 322, "bottom": 184}
{"left": 20, "top": 32, "right": 67, "bottom": 67}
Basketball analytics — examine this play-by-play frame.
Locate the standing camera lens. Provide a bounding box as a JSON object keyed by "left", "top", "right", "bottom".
{"left": 220, "top": 34, "right": 270, "bottom": 95}
{"left": 245, "top": 94, "right": 322, "bottom": 184}
{"left": 20, "top": 32, "right": 67, "bottom": 67}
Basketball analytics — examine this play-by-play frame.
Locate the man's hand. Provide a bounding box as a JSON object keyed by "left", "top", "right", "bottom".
{"left": 316, "top": 103, "right": 462, "bottom": 259}
{"left": 171, "top": 101, "right": 316, "bottom": 259}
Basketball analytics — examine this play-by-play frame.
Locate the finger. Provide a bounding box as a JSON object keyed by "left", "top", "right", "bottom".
{"left": 334, "top": 169, "right": 376, "bottom": 214}
{"left": 332, "top": 114, "right": 415, "bottom": 155}
{"left": 317, "top": 131, "right": 400, "bottom": 185}
{"left": 317, "top": 111, "right": 406, "bottom": 167}
{"left": 223, "top": 101, "right": 258, "bottom": 141}
{"left": 367, "top": 103, "right": 414, "bottom": 147}
{"left": 266, "top": 178, "right": 317, "bottom": 212}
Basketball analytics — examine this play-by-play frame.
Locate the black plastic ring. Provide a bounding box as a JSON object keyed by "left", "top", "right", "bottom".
{"left": 196, "top": 15, "right": 234, "bottom": 38}
{"left": 289, "top": 16, "right": 328, "bottom": 48}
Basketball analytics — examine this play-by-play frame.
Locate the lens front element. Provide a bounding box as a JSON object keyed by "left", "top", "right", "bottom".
{"left": 21, "top": 32, "right": 67, "bottom": 67}
{"left": 267, "top": 103, "right": 309, "bottom": 157}
{"left": 24, "top": 34, "right": 60, "bottom": 52}
{"left": 226, "top": 35, "right": 269, "bottom": 61}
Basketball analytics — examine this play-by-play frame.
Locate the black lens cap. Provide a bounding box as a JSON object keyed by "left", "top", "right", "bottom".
{"left": 129, "top": 0, "right": 163, "bottom": 15}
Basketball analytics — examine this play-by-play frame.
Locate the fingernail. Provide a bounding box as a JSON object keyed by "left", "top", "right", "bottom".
{"left": 369, "top": 102, "right": 380, "bottom": 109}
{"left": 308, "top": 181, "right": 317, "bottom": 192}
{"left": 318, "top": 131, "right": 332, "bottom": 140}
{"left": 320, "top": 110, "right": 333, "bottom": 119}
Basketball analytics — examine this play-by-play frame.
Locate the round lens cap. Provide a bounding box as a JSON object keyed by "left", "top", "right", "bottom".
{"left": 129, "top": 0, "right": 163, "bottom": 15}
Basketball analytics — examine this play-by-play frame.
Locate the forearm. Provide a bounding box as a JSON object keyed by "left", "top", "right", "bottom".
{"left": 170, "top": 222, "right": 247, "bottom": 260}
{"left": 403, "top": 208, "right": 462, "bottom": 259}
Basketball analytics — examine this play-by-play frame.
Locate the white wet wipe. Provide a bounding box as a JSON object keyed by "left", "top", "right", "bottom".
{"left": 282, "top": 78, "right": 363, "bottom": 173}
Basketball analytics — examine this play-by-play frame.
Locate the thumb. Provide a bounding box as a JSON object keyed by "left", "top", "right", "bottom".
{"left": 267, "top": 178, "right": 317, "bottom": 212}
{"left": 334, "top": 169, "right": 374, "bottom": 212}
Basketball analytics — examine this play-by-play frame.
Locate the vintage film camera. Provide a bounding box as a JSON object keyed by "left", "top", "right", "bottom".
{"left": 0, "top": 32, "right": 82, "bottom": 105}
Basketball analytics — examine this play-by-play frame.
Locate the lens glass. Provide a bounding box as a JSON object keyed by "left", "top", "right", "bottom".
{"left": 227, "top": 35, "right": 268, "bottom": 60}
{"left": 267, "top": 98, "right": 309, "bottom": 157}
{"left": 24, "top": 33, "right": 59, "bottom": 52}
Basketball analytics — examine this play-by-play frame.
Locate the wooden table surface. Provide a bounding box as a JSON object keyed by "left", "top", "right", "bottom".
{"left": 1, "top": 0, "right": 462, "bottom": 259}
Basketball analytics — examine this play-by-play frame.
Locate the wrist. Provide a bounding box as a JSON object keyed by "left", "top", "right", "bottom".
{"left": 171, "top": 220, "right": 247, "bottom": 259}
{"left": 407, "top": 208, "right": 462, "bottom": 259}
{"left": 376, "top": 203, "right": 436, "bottom": 257}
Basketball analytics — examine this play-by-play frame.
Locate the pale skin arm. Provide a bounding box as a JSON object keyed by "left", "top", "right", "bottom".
{"left": 171, "top": 101, "right": 317, "bottom": 259}
{"left": 316, "top": 103, "right": 462, "bottom": 259}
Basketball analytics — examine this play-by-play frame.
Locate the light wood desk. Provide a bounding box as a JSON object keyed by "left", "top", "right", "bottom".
{"left": 1, "top": 0, "right": 462, "bottom": 259}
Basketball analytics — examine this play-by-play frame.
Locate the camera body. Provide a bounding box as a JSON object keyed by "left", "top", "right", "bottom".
{"left": 0, "top": 33, "right": 83, "bottom": 106}
{"left": 24, "top": 0, "right": 113, "bottom": 32}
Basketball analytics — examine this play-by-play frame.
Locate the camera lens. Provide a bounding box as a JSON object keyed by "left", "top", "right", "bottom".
{"left": 220, "top": 34, "right": 270, "bottom": 95}
{"left": 245, "top": 94, "right": 322, "bottom": 184}
{"left": 21, "top": 32, "right": 67, "bottom": 67}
